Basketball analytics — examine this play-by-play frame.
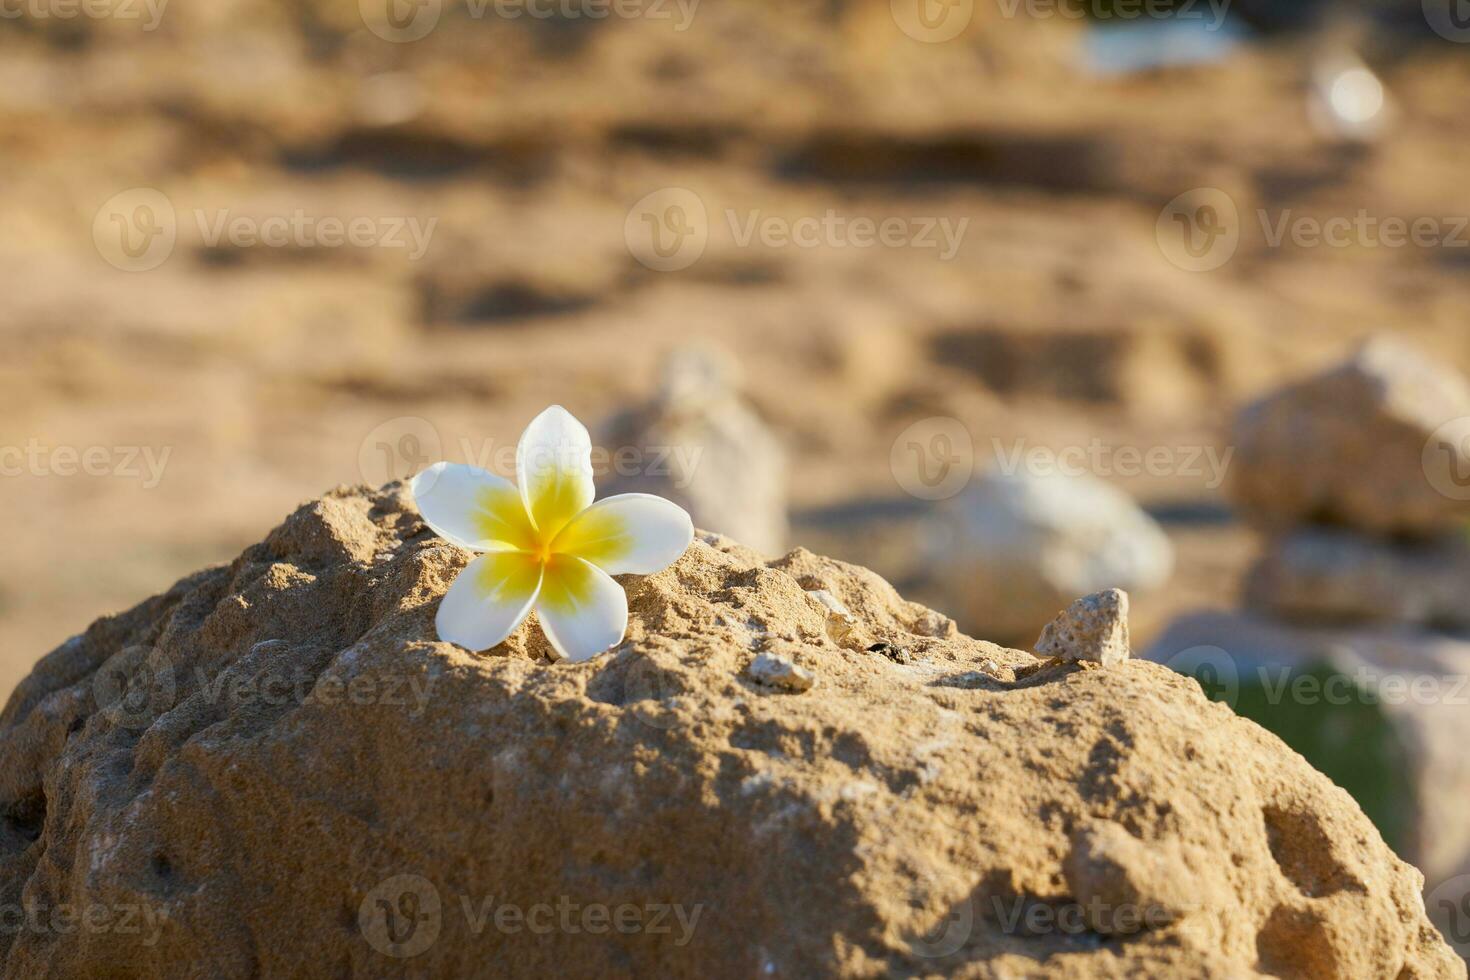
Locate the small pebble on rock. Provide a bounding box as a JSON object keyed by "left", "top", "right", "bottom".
{"left": 748, "top": 652, "right": 815, "bottom": 693}
{"left": 1035, "top": 589, "right": 1131, "bottom": 668}
{"left": 806, "top": 589, "right": 859, "bottom": 646}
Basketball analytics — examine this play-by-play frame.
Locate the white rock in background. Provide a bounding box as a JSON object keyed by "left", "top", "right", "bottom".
{"left": 920, "top": 469, "right": 1173, "bottom": 643}
{"left": 601, "top": 346, "right": 788, "bottom": 556}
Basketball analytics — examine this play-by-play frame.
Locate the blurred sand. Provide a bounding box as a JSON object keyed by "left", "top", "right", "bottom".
{"left": 4, "top": 0, "right": 1470, "bottom": 698}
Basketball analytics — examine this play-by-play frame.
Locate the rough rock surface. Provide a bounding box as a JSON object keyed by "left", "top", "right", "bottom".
{"left": 1035, "top": 589, "right": 1132, "bottom": 668}
{"left": 600, "top": 346, "right": 789, "bottom": 556}
{"left": 0, "top": 486, "right": 1461, "bottom": 979}
{"left": 1227, "top": 337, "right": 1470, "bottom": 536}
{"left": 1244, "top": 528, "right": 1470, "bottom": 630}
{"left": 920, "top": 469, "right": 1174, "bottom": 644}
{"left": 1145, "top": 608, "right": 1470, "bottom": 953}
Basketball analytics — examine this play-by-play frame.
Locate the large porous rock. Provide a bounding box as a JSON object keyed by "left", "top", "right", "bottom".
{"left": 1146, "top": 608, "right": 1470, "bottom": 949}
{"left": 600, "top": 346, "right": 788, "bottom": 556}
{"left": 1245, "top": 528, "right": 1470, "bottom": 630}
{"left": 1227, "top": 337, "right": 1470, "bottom": 536}
{"left": 919, "top": 469, "right": 1174, "bottom": 644}
{"left": 0, "top": 486, "right": 1460, "bottom": 979}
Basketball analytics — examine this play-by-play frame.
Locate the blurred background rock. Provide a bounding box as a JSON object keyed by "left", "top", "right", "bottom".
{"left": 1146, "top": 338, "right": 1470, "bottom": 955}
{"left": 5, "top": 3, "right": 1470, "bottom": 938}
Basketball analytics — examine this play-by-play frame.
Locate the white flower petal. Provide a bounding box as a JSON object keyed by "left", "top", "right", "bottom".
{"left": 435, "top": 552, "right": 543, "bottom": 651}
{"left": 515, "top": 405, "right": 595, "bottom": 541}
{"left": 535, "top": 555, "right": 628, "bottom": 663}
{"left": 411, "top": 462, "right": 537, "bottom": 552}
{"left": 553, "top": 493, "right": 694, "bottom": 575}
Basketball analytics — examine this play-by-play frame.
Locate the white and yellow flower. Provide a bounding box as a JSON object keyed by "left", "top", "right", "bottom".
{"left": 411, "top": 405, "right": 693, "bottom": 662}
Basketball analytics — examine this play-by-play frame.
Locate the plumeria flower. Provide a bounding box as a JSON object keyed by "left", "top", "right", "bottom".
{"left": 411, "top": 406, "right": 693, "bottom": 662}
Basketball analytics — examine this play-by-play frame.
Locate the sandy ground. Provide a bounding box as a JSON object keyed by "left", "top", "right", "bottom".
{"left": 4, "top": 1, "right": 1470, "bottom": 699}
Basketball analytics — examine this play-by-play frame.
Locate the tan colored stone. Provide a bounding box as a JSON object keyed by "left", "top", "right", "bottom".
{"left": 0, "top": 486, "right": 1459, "bottom": 979}
{"left": 1035, "top": 588, "right": 1132, "bottom": 667}
{"left": 1245, "top": 527, "right": 1470, "bottom": 630}
{"left": 1228, "top": 336, "right": 1470, "bottom": 536}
